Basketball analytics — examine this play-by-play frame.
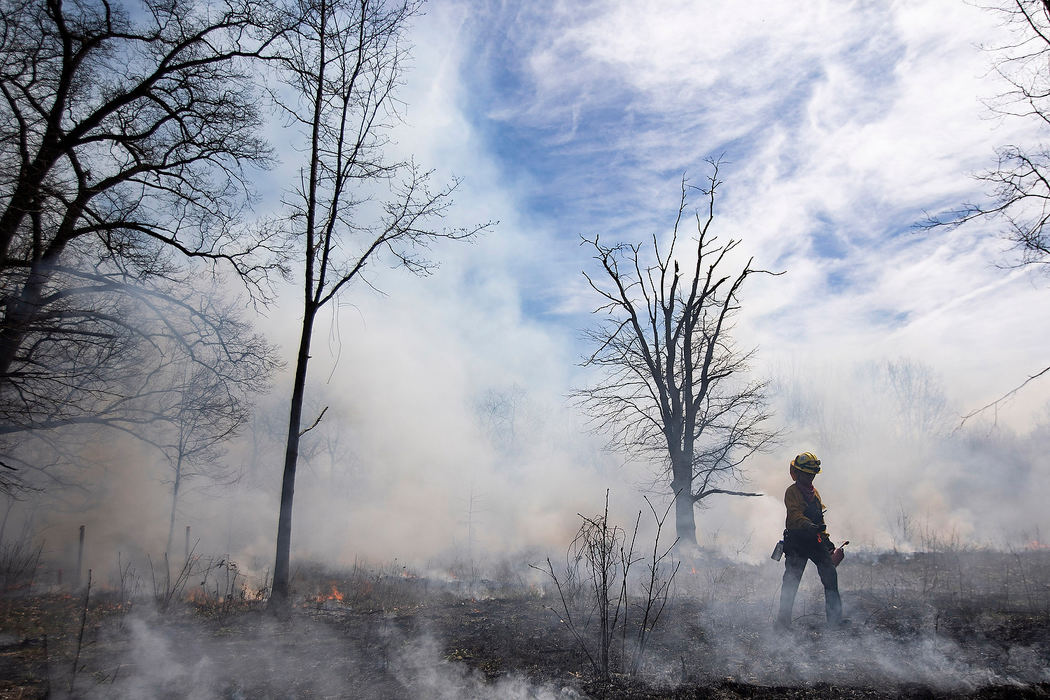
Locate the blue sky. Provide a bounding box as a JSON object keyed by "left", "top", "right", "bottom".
{"left": 374, "top": 1, "right": 1049, "bottom": 421}
{"left": 455, "top": 1, "right": 908, "bottom": 235}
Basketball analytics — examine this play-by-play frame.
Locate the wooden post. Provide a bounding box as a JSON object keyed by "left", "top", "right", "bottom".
{"left": 74, "top": 525, "right": 85, "bottom": 591}
{"left": 69, "top": 569, "right": 91, "bottom": 693}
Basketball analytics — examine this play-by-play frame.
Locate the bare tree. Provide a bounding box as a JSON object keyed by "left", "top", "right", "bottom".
{"left": 0, "top": 0, "right": 284, "bottom": 450}
{"left": 577, "top": 165, "right": 779, "bottom": 547}
{"left": 863, "top": 358, "right": 950, "bottom": 441}
{"left": 474, "top": 384, "right": 527, "bottom": 457}
{"left": 924, "top": 0, "right": 1050, "bottom": 416}
{"left": 264, "top": 0, "right": 488, "bottom": 611}
{"left": 0, "top": 267, "right": 278, "bottom": 495}
{"left": 153, "top": 290, "right": 279, "bottom": 558}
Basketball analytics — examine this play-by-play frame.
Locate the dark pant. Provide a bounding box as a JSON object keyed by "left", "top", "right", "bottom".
{"left": 777, "top": 550, "right": 842, "bottom": 627}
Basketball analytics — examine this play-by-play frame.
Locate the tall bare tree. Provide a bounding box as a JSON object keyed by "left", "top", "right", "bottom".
{"left": 0, "top": 0, "right": 284, "bottom": 452}
{"left": 265, "top": 0, "right": 487, "bottom": 610}
{"left": 578, "top": 166, "right": 778, "bottom": 547}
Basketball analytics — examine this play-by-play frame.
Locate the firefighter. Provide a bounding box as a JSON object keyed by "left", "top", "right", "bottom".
{"left": 776, "top": 451, "right": 844, "bottom": 628}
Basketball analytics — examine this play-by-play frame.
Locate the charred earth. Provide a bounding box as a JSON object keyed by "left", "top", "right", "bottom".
{"left": 0, "top": 550, "right": 1048, "bottom": 698}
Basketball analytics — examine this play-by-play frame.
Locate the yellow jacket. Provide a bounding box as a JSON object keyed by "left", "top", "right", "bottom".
{"left": 784, "top": 484, "right": 829, "bottom": 536}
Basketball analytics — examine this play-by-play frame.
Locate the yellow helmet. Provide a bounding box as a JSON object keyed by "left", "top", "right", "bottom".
{"left": 791, "top": 451, "right": 821, "bottom": 475}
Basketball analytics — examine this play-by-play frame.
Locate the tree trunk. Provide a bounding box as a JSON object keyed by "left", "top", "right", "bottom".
{"left": 673, "top": 486, "right": 697, "bottom": 547}
{"left": 269, "top": 305, "right": 317, "bottom": 611}
{"left": 0, "top": 156, "right": 53, "bottom": 261}
{"left": 0, "top": 260, "right": 55, "bottom": 381}
{"left": 165, "top": 456, "right": 182, "bottom": 560}
{"left": 671, "top": 457, "right": 697, "bottom": 548}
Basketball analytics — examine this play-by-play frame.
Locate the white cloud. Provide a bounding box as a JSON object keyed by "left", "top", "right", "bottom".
{"left": 458, "top": 0, "right": 1047, "bottom": 420}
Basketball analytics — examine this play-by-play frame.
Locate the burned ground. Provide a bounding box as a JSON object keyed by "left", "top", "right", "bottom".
{"left": 1, "top": 550, "right": 1049, "bottom": 698}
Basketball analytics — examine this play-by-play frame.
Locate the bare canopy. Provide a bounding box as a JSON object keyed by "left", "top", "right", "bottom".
{"left": 577, "top": 164, "right": 779, "bottom": 547}
{"left": 0, "top": 0, "right": 282, "bottom": 487}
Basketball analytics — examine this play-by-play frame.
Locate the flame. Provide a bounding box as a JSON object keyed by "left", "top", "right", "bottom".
{"left": 1026, "top": 540, "right": 1050, "bottom": 551}
{"left": 690, "top": 566, "right": 698, "bottom": 575}
{"left": 302, "top": 583, "right": 346, "bottom": 605}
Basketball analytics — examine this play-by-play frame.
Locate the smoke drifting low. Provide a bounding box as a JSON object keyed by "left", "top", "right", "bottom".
{"left": 703, "top": 356, "right": 1050, "bottom": 563}
{"left": 4, "top": 263, "right": 650, "bottom": 585}
{"left": 668, "top": 561, "right": 1050, "bottom": 691}
{"left": 9, "top": 265, "right": 1050, "bottom": 587}
{"left": 57, "top": 553, "right": 1050, "bottom": 699}
{"left": 3, "top": 262, "right": 1050, "bottom": 698}
{"left": 78, "top": 612, "right": 583, "bottom": 699}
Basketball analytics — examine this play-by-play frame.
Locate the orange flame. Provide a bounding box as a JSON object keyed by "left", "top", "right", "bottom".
{"left": 186, "top": 589, "right": 208, "bottom": 603}
{"left": 326, "top": 584, "right": 344, "bottom": 601}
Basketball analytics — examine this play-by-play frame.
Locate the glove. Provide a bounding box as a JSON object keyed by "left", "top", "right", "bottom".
{"left": 830, "top": 540, "right": 849, "bottom": 566}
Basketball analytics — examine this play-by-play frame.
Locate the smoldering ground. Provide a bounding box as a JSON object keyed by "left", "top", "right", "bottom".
{"left": 671, "top": 554, "right": 1050, "bottom": 691}
{"left": 3, "top": 276, "right": 1049, "bottom": 700}
{"left": 6, "top": 545, "right": 1050, "bottom": 699}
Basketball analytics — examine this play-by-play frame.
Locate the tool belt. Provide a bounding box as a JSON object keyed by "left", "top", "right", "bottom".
{"left": 783, "top": 528, "right": 835, "bottom": 558}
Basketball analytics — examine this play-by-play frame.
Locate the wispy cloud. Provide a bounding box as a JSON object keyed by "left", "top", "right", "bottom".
{"left": 415, "top": 0, "right": 1049, "bottom": 420}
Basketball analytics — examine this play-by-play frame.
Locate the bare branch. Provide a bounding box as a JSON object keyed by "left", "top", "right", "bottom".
{"left": 692, "top": 488, "right": 763, "bottom": 503}
{"left": 267, "top": 0, "right": 487, "bottom": 610}
{"left": 920, "top": 1, "right": 1050, "bottom": 419}
{"left": 298, "top": 405, "right": 329, "bottom": 437}
{"left": 955, "top": 363, "right": 1050, "bottom": 430}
